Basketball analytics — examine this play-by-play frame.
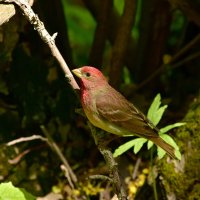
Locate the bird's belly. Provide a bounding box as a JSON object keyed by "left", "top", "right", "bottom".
{"left": 84, "top": 109, "right": 124, "bottom": 136}
{"left": 82, "top": 91, "right": 128, "bottom": 136}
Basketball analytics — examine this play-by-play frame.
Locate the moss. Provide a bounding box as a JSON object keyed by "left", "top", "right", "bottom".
{"left": 158, "top": 93, "right": 200, "bottom": 199}
{"left": 188, "top": 184, "right": 200, "bottom": 200}
{"left": 158, "top": 160, "right": 187, "bottom": 198}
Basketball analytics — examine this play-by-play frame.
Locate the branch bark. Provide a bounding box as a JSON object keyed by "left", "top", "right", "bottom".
{"left": 40, "top": 125, "right": 77, "bottom": 187}
{"left": 89, "top": 0, "right": 113, "bottom": 66}
{"left": 0, "top": 0, "right": 79, "bottom": 90}
{"left": 136, "top": 33, "right": 200, "bottom": 90}
{"left": 34, "top": 0, "right": 74, "bottom": 66}
{"left": 83, "top": 0, "right": 137, "bottom": 79}
{"left": 109, "top": 0, "right": 137, "bottom": 87}
{"left": 133, "top": 0, "right": 171, "bottom": 84}
{"left": 1, "top": 1, "right": 127, "bottom": 198}
{"left": 88, "top": 122, "right": 127, "bottom": 200}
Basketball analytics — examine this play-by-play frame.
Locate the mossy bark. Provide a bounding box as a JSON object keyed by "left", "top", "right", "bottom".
{"left": 158, "top": 93, "right": 200, "bottom": 199}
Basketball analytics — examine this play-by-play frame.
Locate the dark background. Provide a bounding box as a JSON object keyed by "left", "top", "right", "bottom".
{"left": 0, "top": 0, "right": 200, "bottom": 199}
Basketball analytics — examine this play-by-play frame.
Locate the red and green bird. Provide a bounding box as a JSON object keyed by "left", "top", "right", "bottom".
{"left": 72, "top": 66, "right": 176, "bottom": 159}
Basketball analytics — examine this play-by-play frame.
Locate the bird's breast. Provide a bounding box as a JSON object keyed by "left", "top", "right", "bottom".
{"left": 81, "top": 89, "right": 124, "bottom": 135}
{"left": 81, "top": 90, "right": 101, "bottom": 125}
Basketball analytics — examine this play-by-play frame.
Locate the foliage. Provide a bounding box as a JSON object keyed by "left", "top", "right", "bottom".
{"left": 61, "top": 0, "right": 96, "bottom": 65}
{"left": 0, "top": 182, "right": 35, "bottom": 200}
{"left": 113, "top": 94, "right": 184, "bottom": 159}
{"left": 157, "top": 94, "right": 200, "bottom": 199}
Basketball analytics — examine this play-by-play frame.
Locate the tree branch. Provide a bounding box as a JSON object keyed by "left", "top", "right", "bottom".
{"left": 40, "top": 125, "right": 77, "bottom": 188}
{"left": 89, "top": 0, "right": 113, "bottom": 66}
{"left": 1, "top": 1, "right": 127, "bottom": 198}
{"left": 6, "top": 135, "right": 47, "bottom": 146}
{"left": 109, "top": 0, "right": 137, "bottom": 87}
{"left": 136, "top": 33, "right": 200, "bottom": 90}
{"left": 83, "top": 0, "right": 137, "bottom": 77}
{"left": 88, "top": 122, "right": 127, "bottom": 200}
{"left": 0, "top": 0, "right": 79, "bottom": 90}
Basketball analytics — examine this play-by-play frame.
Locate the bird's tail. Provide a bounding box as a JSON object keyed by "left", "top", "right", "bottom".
{"left": 150, "top": 137, "right": 176, "bottom": 159}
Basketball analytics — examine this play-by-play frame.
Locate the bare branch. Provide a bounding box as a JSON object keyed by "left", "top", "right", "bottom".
{"left": 0, "top": 0, "right": 80, "bottom": 90}
{"left": 89, "top": 174, "right": 113, "bottom": 182}
{"left": 88, "top": 122, "right": 127, "bottom": 200}
{"left": 89, "top": 0, "right": 113, "bottom": 66}
{"left": 40, "top": 125, "right": 77, "bottom": 187}
{"left": 109, "top": 0, "right": 137, "bottom": 87}
{"left": 60, "top": 164, "right": 74, "bottom": 189}
{"left": 137, "top": 33, "right": 200, "bottom": 90}
{"left": 6, "top": 135, "right": 47, "bottom": 146}
{"left": 8, "top": 149, "right": 30, "bottom": 164}
{"left": 132, "top": 157, "right": 141, "bottom": 179}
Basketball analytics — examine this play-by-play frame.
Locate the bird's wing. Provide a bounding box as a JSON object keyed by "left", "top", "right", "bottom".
{"left": 96, "top": 87, "right": 159, "bottom": 138}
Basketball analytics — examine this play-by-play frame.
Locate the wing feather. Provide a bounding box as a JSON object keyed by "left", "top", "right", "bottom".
{"left": 96, "top": 86, "right": 159, "bottom": 138}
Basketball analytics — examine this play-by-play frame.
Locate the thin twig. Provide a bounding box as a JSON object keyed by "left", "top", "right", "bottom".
{"left": 137, "top": 34, "right": 200, "bottom": 90}
{"left": 132, "top": 157, "right": 141, "bottom": 180}
{"left": 8, "top": 149, "right": 30, "bottom": 164}
{"left": 172, "top": 51, "right": 200, "bottom": 69}
{"left": 6, "top": 131, "right": 77, "bottom": 188}
{"left": 1, "top": 0, "right": 79, "bottom": 190}
{"left": 6, "top": 135, "right": 47, "bottom": 146}
{"left": 89, "top": 174, "right": 113, "bottom": 182}
{"left": 40, "top": 125, "right": 77, "bottom": 188}
{"left": 60, "top": 164, "right": 74, "bottom": 189}
{"left": 0, "top": 0, "right": 79, "bottom": 90}
{"left": 171, "top": 34, "right": 200, "bottom": 62}
{"left": 0, "top": 0, "right": 128, "bottom": 197}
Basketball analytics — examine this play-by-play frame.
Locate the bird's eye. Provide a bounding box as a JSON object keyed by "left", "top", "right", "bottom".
{"left": 85, "top": 72, "right": 91, "bottom": 77}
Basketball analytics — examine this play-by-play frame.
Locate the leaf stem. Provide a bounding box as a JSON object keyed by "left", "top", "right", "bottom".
{"left": 150, "top": 148, "right": 158, "bottom": 200}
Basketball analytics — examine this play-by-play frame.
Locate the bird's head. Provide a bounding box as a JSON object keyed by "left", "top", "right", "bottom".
{"left": 72, "top": 66, "right": 108, "bottom": 90}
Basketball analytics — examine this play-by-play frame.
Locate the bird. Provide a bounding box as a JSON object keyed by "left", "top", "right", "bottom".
{"left": 72, "top": 66, "right": 176, "bottom": 159}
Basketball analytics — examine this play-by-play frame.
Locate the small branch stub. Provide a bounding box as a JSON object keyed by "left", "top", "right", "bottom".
{"left": 0, "top": 0, "right": 80, "bottom": 90}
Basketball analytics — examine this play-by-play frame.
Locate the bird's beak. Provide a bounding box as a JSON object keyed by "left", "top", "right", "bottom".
{"left": 72, "top": 68, "right": 82, "bottom": 78}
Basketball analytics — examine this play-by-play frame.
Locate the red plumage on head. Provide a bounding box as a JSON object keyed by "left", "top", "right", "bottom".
{"left": 78, "top": 66, "right": 108, "bottom": 90}
{"left": 81, "top": 66, "right": 104, "bottom": 77}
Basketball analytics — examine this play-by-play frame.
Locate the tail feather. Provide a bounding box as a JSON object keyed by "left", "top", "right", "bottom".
{"left": 151, "top": 137, "right": 176, "bottom": 159}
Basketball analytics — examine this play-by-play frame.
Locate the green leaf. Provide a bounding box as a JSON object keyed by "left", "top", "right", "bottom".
{"left": 147, "top": 140, "right": 154, "bottom": 149}
{"left": 113, "top": 139, "right": 139, "bottom": 157}
{"left": 133, "top": 138, "right": 147, "bottom": 154}
{"left": 147, "top": 94, "right": 161, "bottom": 121}
{"left": 147, "top": 94, "right": 167, "bottom": 125}
{"left": 113, "top": 94, "right": 182, "bottom": 160}
{"left": 154, "top": 105, "right": 168, "bottom": 125}
{"left": 160, "top": 134, "right": 179, "bottom": 150}
{"left": 160, "top": 122, "right": 186, "bottom": 134}
{"left": 0, "top": 182, "right": 36, "bottom": 200}
{"left": 160, "top": 134, "right": 181, "bottom": 160}
{"left": 175, "top": 149, "right": 182, "bottom": 160}
{"left": 113, "top": 138, "right": 147, "bottom": 157}
{"left": 157, "top": 147, "right": 166, "bottom": 159}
